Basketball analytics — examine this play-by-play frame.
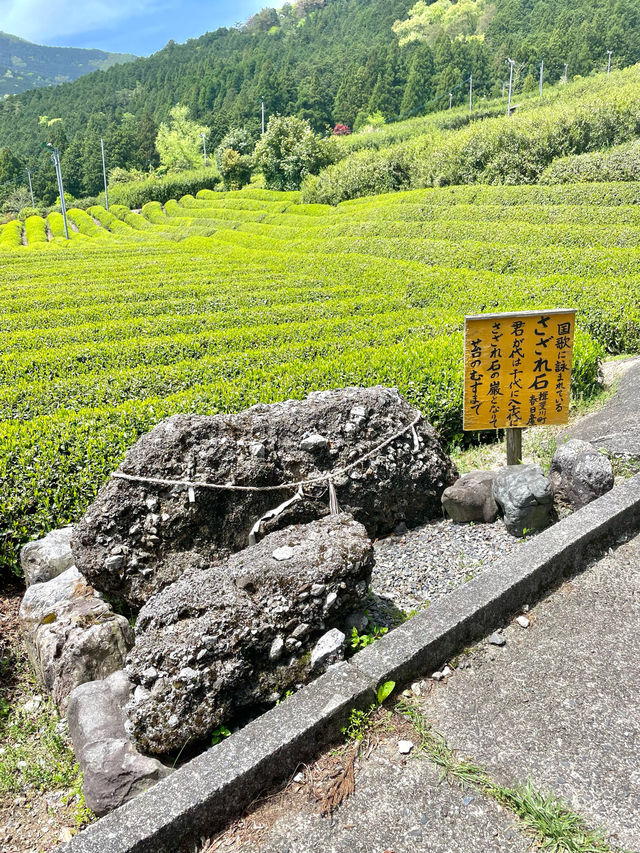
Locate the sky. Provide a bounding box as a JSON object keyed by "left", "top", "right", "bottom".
{"left": 0, "top": 0, "right": 268, "bottom": 55}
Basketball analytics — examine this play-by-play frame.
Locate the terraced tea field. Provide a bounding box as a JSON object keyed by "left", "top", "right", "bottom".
{"left": 2, "top": 183, "right": 639, "bottom": 573}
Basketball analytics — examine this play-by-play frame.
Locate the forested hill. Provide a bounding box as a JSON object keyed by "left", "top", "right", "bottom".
{"left": 0, "top": 32, "right": 136, "bottom": 97}
{"left": 0, "top": 0, "right": 638, "bottom": 198}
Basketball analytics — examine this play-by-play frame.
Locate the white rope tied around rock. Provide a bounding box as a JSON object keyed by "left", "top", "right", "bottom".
{"left": 111, "top": 413, "right": 423, "bottom": 497}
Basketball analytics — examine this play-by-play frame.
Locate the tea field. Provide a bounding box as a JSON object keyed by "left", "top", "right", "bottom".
{"left": 1, "top": 182, "right": 639, "bottom": 575}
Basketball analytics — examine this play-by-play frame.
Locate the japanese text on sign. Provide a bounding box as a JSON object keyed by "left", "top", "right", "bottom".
{"left": 463, "top": 309, "right": 576, "bottom": 431}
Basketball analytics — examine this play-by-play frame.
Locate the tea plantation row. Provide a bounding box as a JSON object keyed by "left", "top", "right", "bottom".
{"left": 1, "top": 183, "right": 638, "bottom": 576}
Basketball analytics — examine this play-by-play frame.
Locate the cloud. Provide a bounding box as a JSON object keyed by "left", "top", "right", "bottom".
{"left": 0, "top": 0, "right": 164, "bottom": 44}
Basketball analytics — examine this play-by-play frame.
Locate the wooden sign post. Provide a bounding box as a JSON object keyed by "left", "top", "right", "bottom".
{"left": 463, "top": 309, "right": 576, "bottom": 465}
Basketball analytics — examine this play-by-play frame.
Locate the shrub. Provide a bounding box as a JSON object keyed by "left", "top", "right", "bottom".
{"left": 254, "top": 115, "right": 336, "bottom": 191}
{"left": 333, "top": 124, "right": 351, "bottom": 136}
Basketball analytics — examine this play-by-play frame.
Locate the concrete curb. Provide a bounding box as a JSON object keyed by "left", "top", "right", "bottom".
{"left": 65, "top": 473, "right": 640, "bottom": 853}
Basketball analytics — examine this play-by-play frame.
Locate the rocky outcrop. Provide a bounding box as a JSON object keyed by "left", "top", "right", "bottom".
{"left": 549, "top": 439, "right": 614, "bottom": 513}
{"left": 125, "top": 514, "right": 373, "bottom": 755}
{"left": 492, "top": 465, "right": 554, "bottom": 538}
{"left": 441, "top": 471, "right": 498, "bottom": 523}
{"left": 67, "top": 671, "right": 171, "bottom": 816}
{"left": 19, "top": 567, "right": 134, "bottom": 710}
{"left": 72, "top": 387, "right": 456, "bottom": 607}
{"left": 21, "top": 526, "right": 74, "bottom": 586}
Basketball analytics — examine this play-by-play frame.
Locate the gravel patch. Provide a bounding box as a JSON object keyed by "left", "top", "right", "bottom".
{"left": 370, "top": 518, "right": 525, "bottom": 615}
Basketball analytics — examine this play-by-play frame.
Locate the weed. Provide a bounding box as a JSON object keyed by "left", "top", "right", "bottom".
{"left": 349, "top": 625, "right": 388, "bottom": 651}
{"left": 210, "top": 725, "right": 231, "bottom": 746}
{"left": 397, "top": 700, "right": 622, "bottom": 853}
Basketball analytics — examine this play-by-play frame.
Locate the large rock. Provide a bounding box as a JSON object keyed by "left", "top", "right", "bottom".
{"left": 67, "top": 671, "right": 171, "bottom": 816}
{"left": 19, "top": 567, "right": 134, "bottom": 710}
{"left": 441, "top": 471, "right": 498, "bottom": 523}
{"left": 125, "top": 514, "right": 374, "bottom": 754}
{"left": 72, "top": 387, "right": 456, "bottom": 607}
{"left": 492, "top": 465, "right": 553, "bottom": 538}
{"left": 548, "top": 439, "right": 614, "bottom": 512}
{"left": 21, "top": 527, "right": 74, "bottom": 586}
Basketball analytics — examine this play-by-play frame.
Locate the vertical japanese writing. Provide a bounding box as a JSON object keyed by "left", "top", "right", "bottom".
{"left": 468, "top": 336, "right": 484, "bottom": 418}
{"left": 507, "top": 319, "right": 524, "bottom": 427}
{"left": 554, "top": 320, "right": 572, "bottom": 414}
{"left": 488, "top": 321, "right": 503, "bottom": 428}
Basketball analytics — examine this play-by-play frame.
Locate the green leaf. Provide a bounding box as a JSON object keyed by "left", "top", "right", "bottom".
{"left": 377, "top": 680, "right": 395, "bottom": 705}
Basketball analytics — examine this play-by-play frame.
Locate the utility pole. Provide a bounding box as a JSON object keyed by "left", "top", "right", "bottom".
{"left": 563, "top": 62, "right": 568, "bottom": 84}
{"left": 506, "top": 58, "right": 516, "bottom": 116}
{"left": 201, "top": 132, "right": 207, "bottom": 165}
{"left": 25, "top": 168, "right": 34, "bottom": 207}
{"left": 469, "top": 73, "right": 473, "bottom": 112}
{"left": 539, "top": 59, "right": 544, "bottom": 96}
{"left": 449, "top": 91, "right": 453, "bottom": 109}
{"left": 607, "top": 50, "right": 613, "bottom": 76}
{"left": 260, "top": 96, "right": 265, "bottom": 135}
{"left": 100, "top": 138, "right": 109, "bottom": 211}
{"left": 46, "top": 143, "right": 69, "bottom": 239}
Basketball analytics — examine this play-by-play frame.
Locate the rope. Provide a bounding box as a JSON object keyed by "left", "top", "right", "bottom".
{"left": 111, "top": 413, "right": 423, "bottom": 495}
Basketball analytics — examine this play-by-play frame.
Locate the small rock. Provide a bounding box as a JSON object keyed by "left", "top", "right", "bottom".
{"left": 441, "top": 471, "right": 498, "bottom": 524}
{"left": 269, "top": 636, "right": 284, "bottom": 662}
{"left": 300, "top": 433, "right": 329, "bottom": 452}
{"left": 442, "top": 665, "right": 453, "bottom": 677}
{"left": 272, "top": 546, "right": 295, "bottom": 561}
{"left": 310, "top": 628, "right": 346, "bottom": 669}
{"left": 293, "top": 771, "right": 305, "bottom": 784}
{"left": 492, "top": 464, "right": 553, "bottom": 538}
{"left": 516, "top": 615, "right": 530, "bottom": 628}
{"left": 488, "top": 632, "right": 506, "bottom": 647}
{"left": 411, "top": 681, "right": 422, "bottom": 696}
{"left": 549, "top": 439, "right": 614, "bottom": 512}
{"left": 250, "top": 442, "right": 266, "bottom": 459}
{"left": 432, "top": 671, "right": 444, "bottom": 681}
{"left": 20, "top": 527, "right": 75, "bottom": 586}
{"left": 21, "top": 696, "right": 42, "bottom": 714}
{"left": 398, "top": 740, "right": 414, "bottom": 755}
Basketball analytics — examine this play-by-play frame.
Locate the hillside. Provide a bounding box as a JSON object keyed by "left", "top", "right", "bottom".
{"left": 0, "top": 0, "right": 638, "bottom": 205}
{"left": 0, "top": 31, "right": 136, "bottom": 97}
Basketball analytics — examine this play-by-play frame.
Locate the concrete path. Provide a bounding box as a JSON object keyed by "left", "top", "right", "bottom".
{"left": 209, "top": 532, "right": 640, "bottom": 853}
{"left": 567, "top": 359, "right": 640, "bottom": 460}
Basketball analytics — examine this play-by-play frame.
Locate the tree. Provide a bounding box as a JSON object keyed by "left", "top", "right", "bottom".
{"left": 400, "top": 44, "right": 435, "bottom": 115}
{"left": 156, "top": 105, "right": 210, "bottom": 171}
{"left": 393, "top": 0, "right": 494, "bottom": 47}
{"left": 253, "top": 115, "right": 335, "bottom": 190}
{"left": 0, "top": 146, "right": 23, "bottom": 186}
{"left": 215, "top": 127, "right": 255, "bottom": 189}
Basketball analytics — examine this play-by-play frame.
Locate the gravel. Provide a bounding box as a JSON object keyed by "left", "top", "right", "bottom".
{"left": 368, "top": 517, "right": 525, "bottom": 617}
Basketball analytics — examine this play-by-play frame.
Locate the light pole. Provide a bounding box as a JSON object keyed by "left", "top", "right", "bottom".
{"left": 100, "top": 138, "right": 109, "bottom": 211}
{"left": 469, "top": 73, "right": 473, "bottom": 112}
{"left": 260, "top": 96, "right": 265, "bottom": 135}
{"left": 607, "top": 50, "right": 613, "bottom": 76}
{"left": 506, "top": 58, "right": 516, "bottom": 116}
{"left": 563, "top": 62, "right": 568, "bottom": 84}
{"left": 449, "top": 91, "right": 453, "bottom": 110}
{"left": 201, "top": 132, "right": 207, "bottom": 165}
{"left": 539, "top": 59, "right": 544, "bottom": 96}
{"left": 25, "top": 168, "right": 34, "bottom": 207}
{"left": 45, "top": 143, "right": 69, "bottom": 239}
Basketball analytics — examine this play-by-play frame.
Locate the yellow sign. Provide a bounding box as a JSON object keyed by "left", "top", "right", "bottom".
{"left": 464, "top": 309, "right": 576, "bottom": 431}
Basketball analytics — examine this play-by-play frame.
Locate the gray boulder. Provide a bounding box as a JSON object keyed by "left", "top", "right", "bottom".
{"left": 19, "top": 567, "right": 134, "bottom": 710}
{"left": 492, "top": 465, "right": 554, "bottom": 538}
{"left": 72, "top": 386, "right": 456, "bottom": 607}
{"left": 126, "top": 514, "right": 373, "bottom": 754}
{"left": 67, "top": 671, "right": 171, "bottom": 815}
{"left": 21, "top": 526, "right": 74, "bottom": 586}
{"left": 549, "top": 439, "right": 614, "bottom": 512}
{"left": 441, "top": 471, "right": 498, "bottom": 523}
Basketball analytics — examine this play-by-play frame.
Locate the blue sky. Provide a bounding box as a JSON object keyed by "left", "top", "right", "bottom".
{"left": 0, "top": 0, "right": 268, "bottom": 55}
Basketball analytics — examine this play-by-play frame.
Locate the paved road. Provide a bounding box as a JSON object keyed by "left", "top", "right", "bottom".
{"left": 209, "top": 532, "right": 640, "bottom": 853}
{"left": 567, "top": 359, "right": 640, "bottom": 460}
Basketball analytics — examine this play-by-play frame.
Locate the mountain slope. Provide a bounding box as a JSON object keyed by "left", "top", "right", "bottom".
{"left": 0, "top": 31, "right": 136, "bottom": 97}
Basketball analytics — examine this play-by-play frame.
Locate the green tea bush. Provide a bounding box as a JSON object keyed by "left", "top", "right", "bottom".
{"left": 108, "top": 167, "right": 221, "bottom": 208}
